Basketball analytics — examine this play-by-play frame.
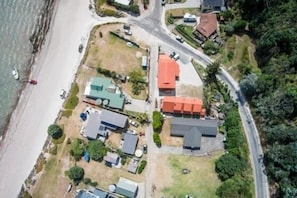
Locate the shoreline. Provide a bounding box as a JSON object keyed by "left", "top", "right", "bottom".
{"left": 0, "top": 0, "right": 56, "bottom": 145}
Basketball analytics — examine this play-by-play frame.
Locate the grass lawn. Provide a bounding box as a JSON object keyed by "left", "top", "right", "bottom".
{"left": 162, "top": 152, "right": 223, "bottom": 197}
{"left": 219, "top": 34, "right": 260, "bottom": 80}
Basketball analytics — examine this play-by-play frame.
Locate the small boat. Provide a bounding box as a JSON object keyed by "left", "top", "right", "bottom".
{"left": 12, "top": 68, "right": 19, "bottom": 80}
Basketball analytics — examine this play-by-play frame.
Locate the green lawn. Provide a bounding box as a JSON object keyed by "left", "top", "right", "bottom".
{"left": 162, "top": 152, "right": 223, "bottom": 198}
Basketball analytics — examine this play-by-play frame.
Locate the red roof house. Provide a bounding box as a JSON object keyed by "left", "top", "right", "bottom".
{"left": 193, "top": 13, "right": 217, "bottom": 41}
{"left": 161, "top": 96, "right": 205, "bottom": 116}
{"left": 158, "top": 55, "right": 180, "bottom": 95}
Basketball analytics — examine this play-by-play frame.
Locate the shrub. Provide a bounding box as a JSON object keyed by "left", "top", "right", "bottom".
{"left": 62, "top": 110, "right": 72, "bottom": 117}
{"left": 65, "top": 96, "right": 79, "bottom": 110}
{"left": 153, "top": 133, "right": 162, "bottom": 147}
{"left": 47, "top": 124, "right": 63, "bottom": 139}
{"left": 103, "top": 9, "right": 118, "bottom": 17}
{"left": 138, "top": 160, "right": 147, "bottom": 174}
{"left": 90, "top": 181, "right": 98, "bottom": 187}
{"left": 50, "top": 145, "right": 58, "bottom": 155}
{"left": 83, "top": 178, "right": 91, "bottom": 185}
{"left": 152, "top": 111, "right": 163, "bottom": 132}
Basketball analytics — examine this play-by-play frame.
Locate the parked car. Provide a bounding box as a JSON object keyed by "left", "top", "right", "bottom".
{"left": 169, "top": 51, "right": 176, "bottom": 58}
{"left": 176, "top": 36, "right": 184, "bottom": 43}
{"left": 125, "top": 98, "right": 132, "bottom": 104}
{"left": 173, "top": 53, "right": 180, "bottom": 61}
{"left": 60, "top": 89, "right": 66, "bottom": 99}
{"left": 161, "top": 0, "right": 166, "bottom": 6}
{"left": 124, "top": 29, "right": 132, "bottom": 35}
{"left": 129, "top": 120, "right": 139, "bottom": 128}
{"left": 143, "top": 144, "right": 148, "bottom": 154}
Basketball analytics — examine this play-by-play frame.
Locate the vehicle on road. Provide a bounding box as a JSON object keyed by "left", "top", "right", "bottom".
{"left": 161, "top": 0, "right": 166, "bottom": 6}
{"left": 12, "top": 68, "right": 19, "bottom": 80}
{"left": 169, "top": 51, "right": 176, "bottom": 58}
{"left": 60, "top": 89, "right": 66, "bottom": 99}
{"left": 124, "top": 29, "right": 132, "bottom": 35}
{"left": 176, "top": 36, "right": 184, "bottom": 43}
{"left": 28, "top": 79, "right": 37, "bottom": 85}
{"left": 143, "top": 144, "right": 147, "bottom": 154}
{"left": 125, "top": 98, "right": 132, "bottom": 104}
{"left": 78, "top": 44, "right": 83, "bottom": 53}
{"left": 173, "top": 53, "right": 180, "bottom": 61}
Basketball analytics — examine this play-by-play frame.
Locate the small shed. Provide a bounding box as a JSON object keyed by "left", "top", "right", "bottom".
{"left": 104, "top": 152, "right": 120, "bottom": 167}
{"left": 141, "top": 56, "right": 148, "bottom": 70}
{"left": 128, "top": 159, "right": 138, "bottom": 174}
{"left": 116, "top": 177, "right": 138, "bottom": 198}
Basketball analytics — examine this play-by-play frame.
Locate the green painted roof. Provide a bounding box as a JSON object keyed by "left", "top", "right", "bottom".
{"left": 85, "top": 77, "right": 125, "bottom": 110}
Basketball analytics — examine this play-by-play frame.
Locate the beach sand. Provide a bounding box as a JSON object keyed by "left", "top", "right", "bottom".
{"left": 0, "top": 0, "right": 124, "bottom": 196}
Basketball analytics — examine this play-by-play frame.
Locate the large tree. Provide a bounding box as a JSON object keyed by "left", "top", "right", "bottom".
{"left": 47, "top": 124, "right": 63, "bottom": 139}
{"left": 86, "top": 140, "right": 107, "bottom": 162}
{"left": 71, "top": 138, "right": 85, "bottom": 161}
{"left": 68, "top": 166, "right": 84, "bottom": 183}
{"left": 205, "top": 61, "right": 221, "bottom": 84}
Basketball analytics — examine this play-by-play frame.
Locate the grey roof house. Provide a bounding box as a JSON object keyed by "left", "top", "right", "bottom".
{"left": 171, "top": 117, "right": 218, "bottom": 150}
{"left": 103, "top": 152, "right": 120, "bottom": 166}
{"left": 122, "top": 133, "right": 138, "bottom": 155}
{"left": 85, "top": 113, "right": 108, "bottom": 139}
{"left": 116, "top": 177, "right": 138, "bottom": 198}
{"left": 84, "top": 110, "right": 128, "bottom": 140}
{"left": 201, "top": 0, "right": 225, "bottom": 13}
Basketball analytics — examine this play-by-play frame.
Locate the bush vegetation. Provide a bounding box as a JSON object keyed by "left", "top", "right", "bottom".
{"left": 153, "top": 133, "right": 162, "bottom": 147}
{"left": 138, "top": 160, "right": 147, "bottom": 174}
{"left": 152, "top": 111, "right": 163, "bottom": 132}
{"left": 47, "top": 124, "right": 63, "bottom": 139}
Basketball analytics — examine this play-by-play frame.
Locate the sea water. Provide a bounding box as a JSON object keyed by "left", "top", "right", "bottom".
{"left": 0, "top": 0, "right": 45, "bottom": 136}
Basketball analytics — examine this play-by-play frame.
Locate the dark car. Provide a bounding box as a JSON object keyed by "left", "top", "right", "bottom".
{"left": 143, "top": 144, "right": 148, "bottom": 154}
{"left": 161, "top": 0, "right": 166, "bottom": 6}
{"left": 169, "top": 51, "right": 176, "bottom": 58}
{"left": 78, "top": 44, "right": 83, "bottom": 53}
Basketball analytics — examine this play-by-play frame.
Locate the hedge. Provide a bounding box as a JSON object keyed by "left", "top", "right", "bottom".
{"left": 138, "top": 160, "right": 147, "bottom": 174}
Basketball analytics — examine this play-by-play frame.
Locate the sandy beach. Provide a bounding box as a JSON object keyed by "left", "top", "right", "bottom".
{"left": 0, "top": 0, "right": 126, "bottom": 196}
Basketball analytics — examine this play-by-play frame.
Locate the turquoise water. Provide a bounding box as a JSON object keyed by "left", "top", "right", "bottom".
{"left": 0, "top": 0, "right": 45, "bottom": 135}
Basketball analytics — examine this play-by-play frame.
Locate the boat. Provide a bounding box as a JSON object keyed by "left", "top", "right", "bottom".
{"left": 12, "top": 68, "right": 19, "bottom": 80}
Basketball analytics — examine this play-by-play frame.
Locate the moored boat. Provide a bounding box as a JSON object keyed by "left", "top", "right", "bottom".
{"left": 12, "top": 68, "right": 19, "bottom": 80}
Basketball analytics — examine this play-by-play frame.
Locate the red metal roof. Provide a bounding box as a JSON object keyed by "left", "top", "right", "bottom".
{"left": 195, "top": 13, "right": 217, "bottom": 38}
{"left": 161, "top": 96, "right": 204, "bottom": 115}
{"left": 158, "top": 55, "right": 180, "bottom": 89}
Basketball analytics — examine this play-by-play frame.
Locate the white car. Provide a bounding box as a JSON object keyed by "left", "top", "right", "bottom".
{"left": 129, "top": 120, "right": 139, "bottom": 127}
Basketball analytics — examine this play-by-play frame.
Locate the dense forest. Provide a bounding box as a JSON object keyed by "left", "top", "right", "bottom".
{"left": 232, "top": 0, "right": 297, "bottom": 197}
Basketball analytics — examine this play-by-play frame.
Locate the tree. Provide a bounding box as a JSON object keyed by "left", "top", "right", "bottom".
{"left": 216, "top": 175, "right": 252, "bottom": 198}
{"left": 68, "top": 166, "right": 84, "bottom": 183}
{"left": 205, "top": 61, "right": 221, "bottom": 84}
{"left": 203, "top": 40, "right": 219, "bottom": 55}
{"left": 215, "top": 153, "right": 246, "bottom": 181}
{"left": 47, "top": 124, "right": 63, "bottom": 139}
{"left": 129, "top": 69, "right": 143, "bottom": 83}
{"left": 239, "top": 73, "right": 258, "bottom": 100}
{"left": 71, "top": 138, "right": 84, "bottom": 161}
{"left": 152, "top": 111, "right": 163, "bottom": 132}
{"left": 87, "top": 140, "right": 107, "bottom": 162}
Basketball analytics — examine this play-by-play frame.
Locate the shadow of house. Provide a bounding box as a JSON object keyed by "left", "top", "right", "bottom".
{"left": 201, "top": 0, "right": 225, "bottom": 13}
{"left": 193, "top": 13, "right": 218, "bottom": 43}
{"left": 158, "top": 54, "right": 180, "bottom": 96}
{"left": 170, "top": 117, "right": 218, "bottom": 150}
{"left": 84, "top": 110, "right": 128, "bottom": 140}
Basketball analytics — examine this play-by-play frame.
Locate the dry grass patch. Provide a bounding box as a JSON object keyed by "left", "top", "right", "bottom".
{"left": 177, "top": 84, "right": 203, "bottom": 98}
{"left": 160, "top": 119, "right": 183, "bottom": 146}
{"left": 161, "top": 152, "right": 223, "bottom": 197}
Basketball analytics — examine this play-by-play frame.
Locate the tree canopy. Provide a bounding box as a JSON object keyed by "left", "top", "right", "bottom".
{"left": 86, "top": 140, "right": 107, "bottom": 162}
{"left": 68, "top": 166, "right": 84, "bottom": 183}
{"left": 47, "top": 124, "right": 63, "bottom": 139}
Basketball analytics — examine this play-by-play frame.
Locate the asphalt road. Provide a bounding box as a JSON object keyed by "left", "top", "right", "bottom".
{"left": 128, "top": 1, "right": 270, "bottom": 198}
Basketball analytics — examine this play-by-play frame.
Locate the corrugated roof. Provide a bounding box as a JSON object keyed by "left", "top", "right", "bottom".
{"left": 122, "top": 133, "right": 138, "bottom": 155}
{"left": 203, "top": 0, "right": 224, "bottom": 7}
{"left": 84, "top": 113, "right": 101, "bottom": 139}
{"left": 161, "top": 96, "right": 203, "bottom": 115}
{"left": 195, "top": 13, "right": 217, "bottom": 38}
{"left": 84, "top": 77, "right": 125, "bottom": 110}
{"left": 100, "top": 110, "right": 128, "bottom": 128}
{"left": 158, "top": 55, "right": 179, "bottom": 89}
{"left": 103, "top": 152, "right": 119, "bottom": 164}
{"left": 116, "top": 177, "right": 138, "bottom": 198}
{"left": 184, "top": 128, "right": 202, "bottom": 149}
{"left": 171, "top": 117, "right": 218, "bottom": 149}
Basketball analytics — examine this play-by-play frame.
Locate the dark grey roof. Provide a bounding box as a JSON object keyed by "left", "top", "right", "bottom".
{"left": 85, "top": 113, "right": 101, "bottom": 139}
{"left": 122, "top": 133, "right": 138, "bottom": 155}
{"left": 93, "top": 188, "right": 108, "bottom": 198}
{"left": 100, "top": 110, "right": 128, "bottom": 128}
{"left": 116, "top": 177, "right": 138, "bottom": 198}
{"left": 171, "top": 117, "right": 218, "bottom": 149}
{"left": 184, "top": 128, "right": 202, "bottom": 149}
{"left": 171, "top": 117, "right": 218, "bottom": 136}
{"left": 203, "top": 0, "right": 224, "bottom": 6}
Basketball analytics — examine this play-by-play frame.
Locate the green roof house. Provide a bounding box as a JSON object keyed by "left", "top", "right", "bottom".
{"left": 116, "top": 177, "right": 138, "bottom": 198}
{"left": 84, "top": 77, "right": 125, "bottom": 110}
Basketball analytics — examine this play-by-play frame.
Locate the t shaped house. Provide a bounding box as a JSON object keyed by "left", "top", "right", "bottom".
{"left": 170, "top": 117, "right": 218, "bottom": 150}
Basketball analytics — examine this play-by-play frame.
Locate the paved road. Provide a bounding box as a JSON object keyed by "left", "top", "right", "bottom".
{"left": 128, "top": 1, "right": 269, "bottom": 198}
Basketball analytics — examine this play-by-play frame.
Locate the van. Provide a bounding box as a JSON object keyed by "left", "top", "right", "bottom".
{"left": 60, "top": 89, "right": 66, "bottom": 99}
